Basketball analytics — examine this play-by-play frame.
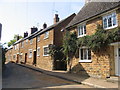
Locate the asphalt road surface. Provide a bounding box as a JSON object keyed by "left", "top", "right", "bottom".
{"left": 2, "top": 62, "right": 92, "bottom": 89}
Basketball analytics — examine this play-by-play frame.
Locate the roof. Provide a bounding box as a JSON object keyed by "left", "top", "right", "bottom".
{"left": 30, "top": 13, "right": 76, "bottom": 39}
{"left": 13, "top": 38, "right": 23, "bottom": 45}
{"left": 67, "top": 2, "right": 120, "bottom": 29}
{"left": 6, "top": 45, "right": 13, "bottom": 51}
{"left": 13, "top": 13, "right": 76, "bottom": 45}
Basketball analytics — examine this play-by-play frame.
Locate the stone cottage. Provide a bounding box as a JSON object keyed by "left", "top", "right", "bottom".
{"left": 66, "top": 2, "right": 120, "bottom": 78}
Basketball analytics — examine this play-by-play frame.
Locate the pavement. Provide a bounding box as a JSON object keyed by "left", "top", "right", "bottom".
{"left": 15, "top": 62, "right": 120, "bottom": 89}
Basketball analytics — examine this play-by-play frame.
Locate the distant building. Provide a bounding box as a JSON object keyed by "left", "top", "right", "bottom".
{"left": 0, "top": 23, "right": 2, "bottom": 40}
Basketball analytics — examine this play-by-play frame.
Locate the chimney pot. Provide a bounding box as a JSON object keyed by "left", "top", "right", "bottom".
{"left": 54, "top": 14, "right": 59, "bottom": 24}
{"left": 31, "top": 27, "right": 38, "bottom": 34}
{"left": 43, "top": 23, "right": 47, "bottom": 29}
{"left": 24, "top": 32, "right": 28, "bottom": 38}
{"left": 17, "top": 35, "right": 19, "bottom": 41}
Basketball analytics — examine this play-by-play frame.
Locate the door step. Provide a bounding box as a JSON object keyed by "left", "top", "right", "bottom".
{"left": 106, "top": 76, "right": 119, "bottom": 83}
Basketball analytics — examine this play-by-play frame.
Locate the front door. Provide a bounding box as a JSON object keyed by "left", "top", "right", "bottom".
{"left": 25, "top": 53, "right": 27, "bottom": 64}
{"left": 115, "top": 46, "right": 120, "bottom": 76}
{"left": 33, "top": 51, "right": 36, "bottom": 65}
{"left": 16, "top": 54, "right": 19, "bottom": 63}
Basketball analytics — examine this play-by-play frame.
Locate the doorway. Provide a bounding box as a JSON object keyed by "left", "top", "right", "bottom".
{"left": 16, "top": 54, "right": 19, "bottom": 63}
{"left": 114, "top": 46, "right": 120, "bottom": 76}
{"left": 25, "top": 53, "right": 27, "bottom": 64}
{"left": 33, "top": 51, "right": 37, "bottom": 65}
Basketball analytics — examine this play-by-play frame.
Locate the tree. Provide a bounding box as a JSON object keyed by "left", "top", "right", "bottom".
{"left": 62, "top": 31, "right": 77, "bottom": 72}
{"left": 8, "top": 34, "right": 22, "bottom": 47}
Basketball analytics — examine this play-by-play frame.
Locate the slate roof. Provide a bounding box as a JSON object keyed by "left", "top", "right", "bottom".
{"left": 67, "top": 2, "right": 120, "bottom": 29}
{"left": 13, "top": 13, "right": 76, "bottom": 45}
{"left": 30, "top": 13, "right": 76, "bottom": 39}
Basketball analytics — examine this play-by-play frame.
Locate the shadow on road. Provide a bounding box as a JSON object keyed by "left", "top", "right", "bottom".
{"left": 2, "top": 62, "right": 90, "bottom": 89}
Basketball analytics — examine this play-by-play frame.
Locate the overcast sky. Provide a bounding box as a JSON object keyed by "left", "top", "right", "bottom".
{"left": 0, "top": 0, "right": 85, "bottom": 45}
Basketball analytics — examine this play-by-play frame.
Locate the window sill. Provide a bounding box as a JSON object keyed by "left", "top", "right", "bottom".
{"left": 78, "top": 34, "right": 86, "bottom": 38}
{"left": 29, "top": 57, "right": 32, "bottom": 58}
{"left": 44, "top": 37, "right": 49, "bottom": 40}
{"left": 43, "top": 55, "right": 49, "bottom": 57}
{"left": 79, "top": 60, "right": 92, "bottom": 63}
{"left": 104, "top": 25, "right": 118, "bottom": 30}
{"left": 37, "top": 55, "right": 40, "bottom": 57}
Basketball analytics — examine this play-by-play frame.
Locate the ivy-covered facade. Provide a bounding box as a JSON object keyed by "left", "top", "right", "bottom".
{"left": 66, "top": 2, "right": 120, "bottom": 78}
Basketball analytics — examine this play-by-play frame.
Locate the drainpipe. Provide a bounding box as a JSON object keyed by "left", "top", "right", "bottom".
{"left": 35, "top": 36, "right": 37, "bottom": 66}
{"left": 19, "top": 43, "right": 20, "bottom": 63}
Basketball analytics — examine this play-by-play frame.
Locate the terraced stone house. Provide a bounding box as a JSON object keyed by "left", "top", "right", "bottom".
{"left": 6, "top": 13, "right": 76, "bottom": 71}
{"left": 66, "top": 2, "right": 120, "bottom": 78}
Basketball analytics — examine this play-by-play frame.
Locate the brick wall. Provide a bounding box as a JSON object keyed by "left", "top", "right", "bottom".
{"left": 26, "top": 38, "right": 37, "bottom": 65}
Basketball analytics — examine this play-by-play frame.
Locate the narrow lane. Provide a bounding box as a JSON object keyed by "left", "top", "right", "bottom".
{"left": 2, "top": 62, "right": 92, "bottom": 89}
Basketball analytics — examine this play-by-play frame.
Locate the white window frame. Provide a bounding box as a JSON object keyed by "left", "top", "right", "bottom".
{"left": 37, "top": 47, "right": 40, "bottom": 56}
{"left": 103, "top": 12, "right": 118, "bottom": 30}
{"left": 43, "top": 45, "right": 49, "bottom": 56}
{"left": 37, "top": 35, "right": 40, "bottom": 42}
{"left": 29, "top": 49, "right": 32, "bottom": 58}
{"left": 30, "top": 39, "right": 33, "bottom": 44}
{"left": 44, "top": 31, "right": 49, "bottom": 39}
{"left": 17, "top": 44, "right": 19, "bottom": 49}
{"left": 77, "top": 23, "right": 86, "bottom": 38}
{"left": 14, "top": 45, "right": 16, "bottom": 50}
{"left": 79, "top": 47, "right": 92, "bottom": 63}
{"left": 13, "top": 54, "right": 16, "bottom": 60}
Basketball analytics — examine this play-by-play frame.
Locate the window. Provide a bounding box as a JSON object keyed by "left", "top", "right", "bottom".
{"left": 13, "top": 54, "right": 16, "bottom": 60}
{"left": 30, "top": 39, "right": 33, "bottom": 44}
{"left": 103, "top": 12, "right": 117, "bottom": 29}
{"left": 37, "top": 47, "right": 40, "bottom": 56}
{"left": 17, "top": 44, "right": 19, "bottom": 49}
{"left": 14, "top": 45, "right": 16, "bottom": 50}
{"left": 20, "top": 53, "right": 23, "bottom": 61}
{"left": 78, "top": 24, "right": 86, "bottom": 37}
{"left": 79, "top": 48, "right": 92, "bottom": 62}
{"left": 44, "top": 31, "right": 49, "bottom": 39}
{"left": 43, "top": 46, "right": 49, "bottom": 56}
{"left": 29, "top": 49, "right": 32, "bottom": 58}
{"left": 37, "top": 35, "right": 40, "bottom": 42}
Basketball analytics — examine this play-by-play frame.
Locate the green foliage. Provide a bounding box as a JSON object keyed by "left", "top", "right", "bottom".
{"left": 62, "top": 31, "right": 78, "bottom": 61}
{"left": 77, "top": 26, "right": 120, "bottom": 52}
{"left": 77, "top": 35, "right": 91, "bottom": 47}
{"left": 8, "top": 39, "right": 16, "bottom": 47}
{"left": 49, "top": 44, "right": 64, "bottom": 61}
{"left": 8, "top": 34, "right": 23, "bottom": 47}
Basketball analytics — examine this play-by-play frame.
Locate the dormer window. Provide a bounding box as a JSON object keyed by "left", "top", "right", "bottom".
{"left": 103, "top": 12, "right": 117, "bottom": 29}
{"left": 77, "top": 24, "right": 86, "bottom": 37}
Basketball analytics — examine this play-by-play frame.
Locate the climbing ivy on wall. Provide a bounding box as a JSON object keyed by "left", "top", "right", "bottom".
{"left": 77, "top": 26, "right": 120, "bottom": 52}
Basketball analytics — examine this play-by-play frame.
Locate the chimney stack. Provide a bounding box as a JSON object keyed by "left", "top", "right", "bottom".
{"left": 24, "top": 32, "right": 28, "bottom": 38}
{"left": 85, "top": 0, "right": 92, "bottom": 4}
{"left": 31, "top": 26, "right": 38, "bottom": 34}
{"left": 17, "top": 35, "right": 19, "bottom": 41}
{"left": 54, "top": 14, "right": 59, "bottom": 24}
{"left": 43, "top": 23, "right": 47, "bottom": 29}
